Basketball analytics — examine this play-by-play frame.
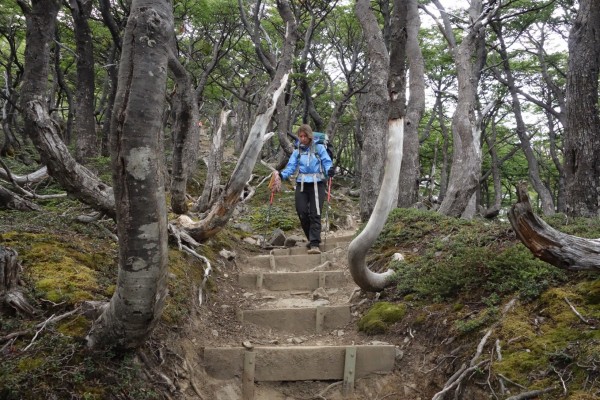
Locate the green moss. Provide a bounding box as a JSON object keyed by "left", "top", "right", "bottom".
{"left": 162, "top": 248, "right": 206, "bottom": 325}
{"left": 17, "top": 357, "right": 44, "bottom": 372}
{"left": 576, "top": 279, "right": 600, "bottom": 305}
{"left": 454, "top": 307, "right": 498, "bottom": 335}
{"left": 56, "top": 315, "right": 91, "bottom": 337}
{"left": 358, "top": 301, "right": 407, "bottom": 334}
{"left": 1, "top": 232, "right": 116, "bottom": 305}
{"left": 566, "top": 392, "right": 599, "bottom": 400}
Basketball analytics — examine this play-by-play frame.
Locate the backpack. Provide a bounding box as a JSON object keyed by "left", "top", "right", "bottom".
{"left": 312, "top": 131, "right": 334, "bottom": 163}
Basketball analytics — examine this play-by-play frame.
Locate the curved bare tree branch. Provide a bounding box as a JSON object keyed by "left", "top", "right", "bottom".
{"left": 348, "top": 118, "right": 404, "bottom": 291}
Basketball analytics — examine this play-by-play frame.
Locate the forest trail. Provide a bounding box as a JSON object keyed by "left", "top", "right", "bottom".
{"left": 195, "top": 232, "right": 402, "bottom": 400}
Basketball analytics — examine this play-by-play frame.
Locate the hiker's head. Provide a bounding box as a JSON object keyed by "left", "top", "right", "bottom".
{"left": 297, "top": 124, "right": 313, "bottom": 146}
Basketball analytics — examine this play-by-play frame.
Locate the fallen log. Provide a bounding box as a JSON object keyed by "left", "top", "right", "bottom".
{"left": 508, "top": 182, "right": 600, "bottom": 272}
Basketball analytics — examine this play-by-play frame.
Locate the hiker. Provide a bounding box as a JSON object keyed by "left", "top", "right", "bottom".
{"left": 274, "top": 124, "right": 334, "bottom": 254}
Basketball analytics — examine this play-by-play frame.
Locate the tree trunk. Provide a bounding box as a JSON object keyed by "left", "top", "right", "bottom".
{"left": 493, "top": 22, "right": 555, "bottom": 216}
{"left": 86, "top": 0, "right": 173, "bottom": 349}
{"left": 18, "top": 0, "right": 116, "bottom": 218}
{"left": 397, "top": 0, "right": 424, "bottom": 208}
{"left": 186, "top": 0, "right": 297, "bottom": 242}
{"left": 349, "top": 119, "right": 404, "bottom": 291}
{"left": 509, "top": 182, "right": 600, "bottom": 273}
{"left": 348, "top": 0, "right": 408, "bottom": 292}
{"left": 355, "top": 0, "right": 390, "bottom": 222}
{"left": 194, "top": 109, "right": 230, "bottom": 213}
{"left": 435, "top": 0, "right": 488, "bottom": 218}
{"left": 71, "top": 0, "right": 98, "bottom": 165}
{"left": 168, "top": 38, "right": 200, "bottom": 215}
{"left": 564, "top": 0, "right": 600, "bottom": 217}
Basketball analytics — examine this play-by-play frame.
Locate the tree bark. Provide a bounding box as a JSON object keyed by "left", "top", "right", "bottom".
{"left": 18, "top": 0, "right": 116, "bottom": 218}
{"left": 168, "top": 37, "right": 200, "bottom": 215}
{"left": 348, "top": 0, "right": 407, "bottom": 292}
{"left": 194, "top": 109, "right": 230, "bottom": 213}
{"left": 434, "top": 0, "right": 489, "bottom": 218}
{"left": 0, "top": 186, "right": 41, "bottom": 211}
{"left": 508, "top": 182, "right": 600, "bottom": 272}
{"left": 564, "top": 0, "right": 600, "bottom": 217}
{"left": 349, "top": 119, "right": 403, "bottom": 291}
{"left": 86, "top": 0, "right": 173, "bottom": 349}
{"left": 397, "top": 0, "right": 424, "bottom": 208}
{"left": 355, "top": 0, "right": 390, "bottom": 222}
{"left": 70, "top": 0, "right": 98, "bottom": 165}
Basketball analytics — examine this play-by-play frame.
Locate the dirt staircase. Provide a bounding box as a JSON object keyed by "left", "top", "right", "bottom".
{"left": 201, "top": 234, "right": 398, "bottom": 399}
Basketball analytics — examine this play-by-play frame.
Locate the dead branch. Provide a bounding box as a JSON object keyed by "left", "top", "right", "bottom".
{"left": 497, "top": 374, "right": 527, "bottom": 390}
{"left": 431, "top": 360, "right": 488, "bottom": 400}
{"left": 504, "top": 386, "right": 557, "bottom": 400}
{"left": 23, "top": 313, "right": 54, "bottom": 351}
{"left": 564, "top": 297, "right": 594, "bottom": 326}
{"left": 0, "top": 185, "right": 42, "bottom": 211}
{"left": 0, "top": 164, "right": 49, "bottom": 185}
{"left": 508, "top": 181, "right": 600, "bottom": 272}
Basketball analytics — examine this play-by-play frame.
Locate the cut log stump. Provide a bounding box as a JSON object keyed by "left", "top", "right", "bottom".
{"left": 0, "top": 246, "right": 35, "bottom": 315}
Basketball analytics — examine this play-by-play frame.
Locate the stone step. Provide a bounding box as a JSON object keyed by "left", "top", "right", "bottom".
{"left": 238, "top": 270, "right": 347, "bottom": 291}
{"left": 203, "top": 344, "right": 396, "bottom": 381}
{"left": 242, "top": 253, "right": 332, "bottom": 271}
{"left": 239, "top": 305, "right": 351, "bottom": 333}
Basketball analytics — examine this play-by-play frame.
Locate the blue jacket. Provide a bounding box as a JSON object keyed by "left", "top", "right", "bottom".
{"left": 280, "top": 143, "right": 333, "bottom": 183}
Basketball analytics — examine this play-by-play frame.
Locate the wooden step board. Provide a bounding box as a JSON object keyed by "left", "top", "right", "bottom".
{"left": 270, "top": 240, "right": 351, "bottom": 256}
{"left": 238, "top": 270, "right": 346, "bottom": 291}
{"left": 242, "top": 253, "right": 332, "bottom": 271}
{"left": 239, "top": 305, "right": 351, "bottom": 333}
{"left": 203, "top": 345, "right": 396, "bottom": 381}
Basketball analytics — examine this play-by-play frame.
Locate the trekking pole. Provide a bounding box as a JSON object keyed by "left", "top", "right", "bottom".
{"left": 324, "top": 177, "right": 332, "bottom": 248}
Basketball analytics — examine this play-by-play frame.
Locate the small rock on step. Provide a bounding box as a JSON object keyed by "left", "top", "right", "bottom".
{"left": 219, "top": 249, "right": 237, "bottom": 260}
{"left": 268, "top": 228, "right": 286, "bottom": 246}
{"left": 312, "top": 287, "right": 329, "bottom": 300}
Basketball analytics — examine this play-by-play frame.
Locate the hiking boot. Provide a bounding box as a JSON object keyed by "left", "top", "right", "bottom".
{"left": 307, "top": 247, "right": 321, "bottom": 254}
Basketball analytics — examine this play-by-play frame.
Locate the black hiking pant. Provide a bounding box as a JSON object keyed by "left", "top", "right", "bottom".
{"left": 295, "top": 181, "right": 326, "bottom": 247}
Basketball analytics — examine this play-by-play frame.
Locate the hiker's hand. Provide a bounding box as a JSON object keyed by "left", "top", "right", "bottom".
{"left": 269, "top": 171, "right": 282, "bottom": 193}
{"left": 327, "top": 168, "right": 335, "bottom": 178}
